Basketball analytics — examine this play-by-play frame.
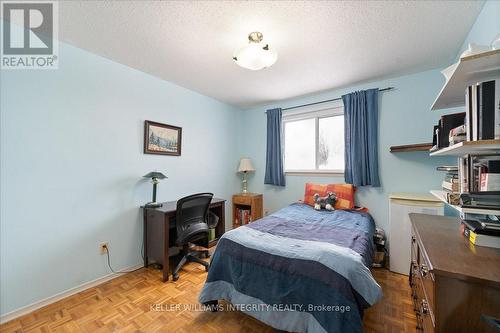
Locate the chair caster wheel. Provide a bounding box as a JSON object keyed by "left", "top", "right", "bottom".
{"left": 203, "top": 300, "right": 218, "bottom": 312}
{"left": 173, "top": 274, "right": 179, "bottom": 281}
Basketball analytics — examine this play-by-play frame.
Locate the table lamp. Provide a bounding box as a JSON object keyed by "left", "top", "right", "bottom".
{"left": 143, "top": 171, "right": 167, "bottom": 208}
{"left": 238, "top": 158, "right": 255, "bottom": 194}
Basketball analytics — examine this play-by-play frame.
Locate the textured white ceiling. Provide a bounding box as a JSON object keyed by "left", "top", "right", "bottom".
{"left": 58, "top": 1, "right": 484, "bottom": 108}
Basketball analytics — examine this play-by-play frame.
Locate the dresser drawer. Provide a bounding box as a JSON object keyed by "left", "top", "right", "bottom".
{"left": 411, "top": 231, "right": 419, "bottom": 264}
{"left": 411, "top": 225, "right": 435, "bottom": 332}
{"left": 420, "top": 297, "right": 434, "bottom": 333}
{"left": 418, "top": 242, "right": 435, "bottom": 323}
{"left": 414, "top": 273, "right": 424, "bottom": 331}
{"left": 410, "top": 229, "right": 419, "bottom": 295}
{"left": 233, "top": 195, "right": 253, "bottom": 205}
{"left": 414, "top": 273, "right": 435, "bottom": 333}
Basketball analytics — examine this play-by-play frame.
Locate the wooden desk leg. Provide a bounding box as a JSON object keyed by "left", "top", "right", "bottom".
{"left": 162, "top": 215, "right": 170, "bottom": 282}
{"left": 143, "top": 209, "right": 149, "bottom": 268}
{"left": 220, "top": 202, "right": 225, "bottom": 235}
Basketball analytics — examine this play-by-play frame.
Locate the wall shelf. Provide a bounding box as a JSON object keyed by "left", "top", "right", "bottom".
{"left": 431, "top": 49, "right": 500, "bottom": 111}
{"left": 390, "top": 143, "right": 433, "bottom": 153}
{"left": 429, "top": 190, "right": 500, "bottom": 215}
{"left": 429, "top": 139, "right": 500, "bottom": 157}
{"left": 429, "top": 49, "right": 500, "bottom": 216}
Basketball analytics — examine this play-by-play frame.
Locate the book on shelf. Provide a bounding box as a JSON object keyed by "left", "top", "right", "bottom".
{"left": 440, "top": 191, "right": 460, "bottom": 205}
{"left": 458, "top": 157, "right": 469, "bottom": 193}
{"left": 443, "top": 174, "right": 459, "bottom": 182}
{"left": 465, "top": 79, "right": 500, "bottom": 141}
{"left": 448, "top": 125, "right": 466, "bottom": 145}
{"left": 487, "top": 160, "right": 500, "bottom": 173}
{"left": 466, "top": 85, "right": 472, "bottom": 141}
{"left": 437, "top": 165, "right": 461, "bottom": 203}
{"left": 480, "top": 173, "right": 500, "bottom": 191}
{"left": 460, "top": 192, "right": 500, "bottom": 210}
{"left": 472, "top": 84, "right": 478, "bottom": 141}
{"left": 442, "top": 169, "right": 459, "bottom": 189}
{"left": 236, "top": 208, "right": 252, "bottom": 225}
{"left": 442, "top": 180, "right": 459, "bottom": 192}
{"left": 459, "top": 157, "right": 500, "bottom": 193}
{"left": 443, "top": 173, "right": 459, "bottom": 179}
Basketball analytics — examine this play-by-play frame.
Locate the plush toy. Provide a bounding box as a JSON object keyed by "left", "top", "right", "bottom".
{"left": 313, "top": 192, "right": 337, "bottom": 211}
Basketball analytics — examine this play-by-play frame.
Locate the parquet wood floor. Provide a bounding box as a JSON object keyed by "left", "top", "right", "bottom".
{"left": 1, "top": 261, "right": 416, "bottom": 333}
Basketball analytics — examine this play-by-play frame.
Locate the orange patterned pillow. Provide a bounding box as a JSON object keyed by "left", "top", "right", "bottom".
{"left": 304, "top": 183, "right": 356, "bottom": 210}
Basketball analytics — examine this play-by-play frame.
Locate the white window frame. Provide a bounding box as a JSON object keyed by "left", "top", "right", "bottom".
{"left": 283, "top": 102, "right": 345, "bottom": 175}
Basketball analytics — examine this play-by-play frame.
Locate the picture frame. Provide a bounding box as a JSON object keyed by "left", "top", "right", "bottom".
{"left": 144, "top": 120, "right": 182, "bottom": 156}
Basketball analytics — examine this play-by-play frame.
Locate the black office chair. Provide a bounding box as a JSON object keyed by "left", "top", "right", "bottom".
{"left": 172, "top": 192, "right": 213, "bottom": 281}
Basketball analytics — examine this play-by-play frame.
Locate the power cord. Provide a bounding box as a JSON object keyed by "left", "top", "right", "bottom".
{"left": 103, "top": 245, "right": 146, "bottom": 274}
{"left": 103, "top": 221, "right": 150, "bottom": 273}
{"left": 104, "top": 225, "right": 163, "bottom": 273}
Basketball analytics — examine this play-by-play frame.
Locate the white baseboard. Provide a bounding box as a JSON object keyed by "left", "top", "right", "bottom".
{"left": 0, "top": 263, "right": 143, "bottom": 324}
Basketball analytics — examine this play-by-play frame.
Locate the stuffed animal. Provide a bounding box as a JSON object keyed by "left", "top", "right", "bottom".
{"left": 313, "top": 192, "right": 337, "bottom": 211}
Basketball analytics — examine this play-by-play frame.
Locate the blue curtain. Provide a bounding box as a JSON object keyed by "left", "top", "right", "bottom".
{"left": 264, "top": 108, "right": 286, "bottom": 186}
{"left": 342, "top": 89, "right": 380, "bottom": 187}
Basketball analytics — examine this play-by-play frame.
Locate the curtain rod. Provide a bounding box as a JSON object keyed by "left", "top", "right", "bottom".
{"left": 265, "top": 87, "right": 394, "bottom": 113}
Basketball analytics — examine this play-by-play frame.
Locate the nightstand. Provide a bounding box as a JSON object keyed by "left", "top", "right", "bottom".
{"left": 232, "top": 193, "right": 263, "bottom": 228}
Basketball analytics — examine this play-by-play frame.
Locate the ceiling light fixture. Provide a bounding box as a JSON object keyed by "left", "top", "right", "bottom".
{"left": 233, "top": 32, "right": 278, "bottom": 71}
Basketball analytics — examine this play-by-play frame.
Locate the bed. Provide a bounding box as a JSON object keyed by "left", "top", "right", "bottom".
{"left": 199, "top": 203, "right": 382, "bottom": 333}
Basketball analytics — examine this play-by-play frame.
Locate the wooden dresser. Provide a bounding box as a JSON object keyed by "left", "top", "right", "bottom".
{"left": 409, "top": 213, "right": 500, "bottom": 333}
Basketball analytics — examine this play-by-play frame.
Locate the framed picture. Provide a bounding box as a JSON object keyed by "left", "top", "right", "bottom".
{"left": 144, "top": 120, "right": 182, "bottom": 156}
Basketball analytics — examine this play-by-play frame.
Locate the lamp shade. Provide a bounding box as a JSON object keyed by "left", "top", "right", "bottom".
{"left": 238, "top": 158, "right": 256, "bottom": 173}
{"left": 143, "top": 171, "right": 167, "bottom": 179}
{"left": 233, "top": 43, "right": 277, "bottom": 71}
{"left": 233, "top": 32, "right": 278, "bottom": 71}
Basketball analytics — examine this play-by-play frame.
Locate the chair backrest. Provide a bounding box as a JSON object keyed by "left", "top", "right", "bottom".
{"left": 175, "top": 193, "right": 213, "bottom": 244}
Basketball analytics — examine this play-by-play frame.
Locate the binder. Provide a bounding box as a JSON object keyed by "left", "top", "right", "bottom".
{"left": 478, "top": 80, "right": 496, "bottom": 140}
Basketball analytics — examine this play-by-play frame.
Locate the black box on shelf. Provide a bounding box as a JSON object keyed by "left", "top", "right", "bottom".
{"left": 437, "top": 112, "right": 466, "bottom": 148}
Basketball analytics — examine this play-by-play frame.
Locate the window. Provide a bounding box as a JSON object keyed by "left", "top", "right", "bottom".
{"left": 283, "top": 107, "right": 344, "bottom": 173}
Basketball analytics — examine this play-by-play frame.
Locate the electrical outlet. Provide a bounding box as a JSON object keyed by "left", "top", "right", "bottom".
{"left": 99, "top": 242, "right": 109, "bottom": 255}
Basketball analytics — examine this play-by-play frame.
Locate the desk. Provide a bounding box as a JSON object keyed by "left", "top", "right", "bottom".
{"left": 142, "top": 198, "right": 226, "bottom": 282}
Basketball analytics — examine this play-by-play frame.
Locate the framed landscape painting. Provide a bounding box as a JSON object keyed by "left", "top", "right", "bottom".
{"left": 144, "top": 120, "right": 182, "bottom": 156}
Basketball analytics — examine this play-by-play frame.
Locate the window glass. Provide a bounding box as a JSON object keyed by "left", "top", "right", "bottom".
{"left": 284, "top": 118, "right": 315, "bottom": 170}
{"left": 318, "top": 116, "right": 344, "bottom": 170}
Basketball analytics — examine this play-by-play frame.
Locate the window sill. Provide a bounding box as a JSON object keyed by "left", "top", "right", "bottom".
{"left": 285, "top": 170, "right": 345, "bottom": 176}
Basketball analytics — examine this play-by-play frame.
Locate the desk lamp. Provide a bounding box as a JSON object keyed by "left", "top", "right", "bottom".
{"left": 143, "top": 171, "right": 167, "bottom": 208}
{"left": 237, "top": 158, "right": 255, "bottom": 194}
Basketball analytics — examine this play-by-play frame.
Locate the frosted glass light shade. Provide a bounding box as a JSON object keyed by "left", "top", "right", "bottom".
{"left": 238, "top": 158, "right": 256, "bottom": 172}
{"left": 233, "top": 32, "right": 277, "bottom": 71}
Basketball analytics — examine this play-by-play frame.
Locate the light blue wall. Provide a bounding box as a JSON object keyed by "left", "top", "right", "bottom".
{"left": 457, "top": 0, "right": 499, "bottom": 56}
{"left": 238, "top": 69, "right": 456, "bottom": 237}
{"left": 236, "top": 0, "right": 499, "bottom": 245}
{"left": 1, "top": 0, "right": 497, "bottom": 319}
{"left": 0, "top": 41, "right": 241, "bottom": 315}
